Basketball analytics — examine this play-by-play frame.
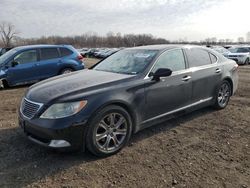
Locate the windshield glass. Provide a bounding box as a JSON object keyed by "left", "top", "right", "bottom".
{"left": 228, "top": 48, "right": 238, "bottom": 53}
{"left": 93, "top": 49, "right": 159, "bottom": 74}
{"left": 0, "top": 49, "right": 17, "bottom": 65}
{"left": 213, "top": 47, "right": 229, "bottom": 54}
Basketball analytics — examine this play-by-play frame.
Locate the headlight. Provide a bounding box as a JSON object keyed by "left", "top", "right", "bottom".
{"left": 40, "top": 100, "right": 87, "bottom": 119}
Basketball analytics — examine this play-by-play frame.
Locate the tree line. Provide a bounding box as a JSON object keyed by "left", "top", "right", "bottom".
{"left": 1, "top": 22, "right": 249, "bottom": 48}
{"left": 15, "top": 32, "right": 170, "bottom": 48}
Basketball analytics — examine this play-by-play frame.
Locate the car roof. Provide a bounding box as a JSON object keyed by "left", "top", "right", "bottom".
{"left": 14, "top": 44, "right": 72, "bottom": 50}
{"left": 128, "top": 44, "right": 205, "bottom": 51}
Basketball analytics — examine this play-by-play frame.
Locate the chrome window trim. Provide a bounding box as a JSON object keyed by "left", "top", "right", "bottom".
{"left": 20, "top": 98, "right": 44, "bottom": 119}
{"left": 208, "top": 52, "right": 219, "bottom": 64}
{"left": 142, "top": 97, "right": 213, "bottom": 124}
{"left": 144, "top": 48, "right": 185, "bottom": 79}
{"left": 144, "top": 47, "right": 221, "bottom": 80}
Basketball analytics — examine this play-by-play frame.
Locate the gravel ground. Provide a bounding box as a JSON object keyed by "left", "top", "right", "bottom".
{"left": 0, "top": 59, "right": 249, "bottom": 188}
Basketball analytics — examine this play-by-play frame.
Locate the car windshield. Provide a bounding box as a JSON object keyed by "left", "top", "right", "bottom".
{"left": 93, "top": 49, "right": 159, "bottom": 75}
{"left": 228, "top": 48, "right": 238, "bottom": 53}
{"left": 0, "top": 49, "right": 17, "bottom": 65}
{"left": 213, "top": 47, "right": 229, "bottom": 54}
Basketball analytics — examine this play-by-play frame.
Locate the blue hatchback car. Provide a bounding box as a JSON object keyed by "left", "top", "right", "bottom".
{"left": 0, "top": 45, "right": 85, "bottom": 88}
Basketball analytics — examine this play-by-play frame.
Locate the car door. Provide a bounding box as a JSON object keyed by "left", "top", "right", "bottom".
{"left": 35, "top": 47, "right": 61, "bottom": 80}
{"left": 184, "top": 47, "right": 222, "bottom": 103}
{"left": 6, "top": 49, "right": 39, "bottom": 85}
{"left": 144, "top": 49, "right": 192, "bottom": 122}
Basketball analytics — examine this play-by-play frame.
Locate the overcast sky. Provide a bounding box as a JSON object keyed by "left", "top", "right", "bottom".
{"left": 1, "top": 0, "right": 249, "bottom": 41}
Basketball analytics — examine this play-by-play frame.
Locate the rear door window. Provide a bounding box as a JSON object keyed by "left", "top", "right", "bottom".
{"left": 40, "top": 48, "right": 59, "bottom": 60}
{"left": 60, "top": 48, "right": 73, "bottom": 57}
{"left": 14, "top": 50, "right": 37, "bottom": 64}
{"left": 186, "top": 48, "right": 211, "bottom": 67}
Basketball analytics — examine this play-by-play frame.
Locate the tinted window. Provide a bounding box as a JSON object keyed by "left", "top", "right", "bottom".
{"left": 60, "top": 48, "right": 73, "bottom": 57}
{"left": 40, "top": 48, "right": 59, "bottom": 60}
{"left": 152, "top": 49, "right": 186, "bottom": 72}
{"left": 14, "top": 50, "right": 37, "bottom": 64}
{"left": 186, "top": 48, "right": 211, "bottom": 67}
{"left": 237, "top": 48, "right": 249, "bottom": 53}
{"left": 209, "top": 53, "right": 217, "bottom": 63}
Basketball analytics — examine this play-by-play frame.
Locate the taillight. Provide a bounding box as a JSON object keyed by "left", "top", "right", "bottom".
{"left": 233, "top": 64, "right": 239, "bottom": 71}
{"left": 77, "top": 55, "right": 83, "bottom": 60}
{"left": 77, "top": 55, "right": 84, "bottom": 63}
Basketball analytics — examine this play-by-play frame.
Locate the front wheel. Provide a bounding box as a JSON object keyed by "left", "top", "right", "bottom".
{"left": 244, "top": 58, "right": 249, "bottom": 65}
{"left": 86, "top": 105, "right": 133, "bottom": 157}
{"left": 2, "top": 80, "right": 10, "bottom": 89}
{"left": 213, "top": 80, "right": 232, "bottom": 109}
{"left": 60, "top": 68, "right": 74, "bottom": 75}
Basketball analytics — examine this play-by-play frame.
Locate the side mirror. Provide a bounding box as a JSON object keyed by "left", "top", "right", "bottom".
{"left": 11, "top": 61, "right": 19, "bottom": 67}
{"left": 149, "top": 68, "right": 172, "bottom": 81}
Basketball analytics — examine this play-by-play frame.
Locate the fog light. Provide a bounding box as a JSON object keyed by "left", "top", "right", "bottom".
{"left": 49, "top": 140, "right": 71, "bottom": 148}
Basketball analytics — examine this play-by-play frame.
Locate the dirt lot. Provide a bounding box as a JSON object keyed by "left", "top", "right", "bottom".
{"left": 0, "top": 59, "right": 249, "bottom": 188}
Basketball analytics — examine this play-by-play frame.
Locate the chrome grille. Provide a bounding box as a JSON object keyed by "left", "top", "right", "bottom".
{"left": 21, "top": 98, "right": 43, "bottom": 119}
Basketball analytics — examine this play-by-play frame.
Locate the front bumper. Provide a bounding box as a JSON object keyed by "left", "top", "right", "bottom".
{"left": 19, "top": 115, "right": 88, "bottom": 151}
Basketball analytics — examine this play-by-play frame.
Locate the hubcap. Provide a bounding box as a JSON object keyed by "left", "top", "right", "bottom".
{"left": 218, "top": 83, "right": 230, "bottom": 107}
{"left": 62, "top": 70, "right": 72, "bottom": 74}
{"left": 95, "top": 113, "right": 127, "bottom": 152}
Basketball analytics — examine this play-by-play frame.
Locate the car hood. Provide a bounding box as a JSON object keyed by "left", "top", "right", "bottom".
{"left": 26, "top": 69, "right": 135, "bottom": 103}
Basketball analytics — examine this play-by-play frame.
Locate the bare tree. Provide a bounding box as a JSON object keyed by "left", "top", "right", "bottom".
{"left": 0, "top": 22, "right": 19, "bottom": 47}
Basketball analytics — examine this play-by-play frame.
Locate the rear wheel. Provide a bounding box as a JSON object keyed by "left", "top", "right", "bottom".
{"left": 213, "top": 80, "right": 232, "bottom": 109}
{"left": 60, "top": 68, "right": 74, "bottom": 75}
{"left": 86, "top": 105, "right": 133, "bottom": 157}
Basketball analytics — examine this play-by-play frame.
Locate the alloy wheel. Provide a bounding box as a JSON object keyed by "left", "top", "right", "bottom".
{"left": 217, "top": 83, "right": 231, "bottom": 107}
{"left": 95, "top": 113, "right": 127, "bottom": 152}
{"left": 62, "top": 69, "right": 72, "bottom": 74}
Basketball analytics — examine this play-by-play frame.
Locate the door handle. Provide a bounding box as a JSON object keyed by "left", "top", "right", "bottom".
{"left": 215, "top": 68, "right": 221, "bottom": 73}
{"left": 182, "top": 75, "right": 191, "bottom": 82}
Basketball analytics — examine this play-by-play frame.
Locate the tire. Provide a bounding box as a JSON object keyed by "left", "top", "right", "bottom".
{"left": 244, "top": 58, "right": 249, "bottom": 65}
{"left": 2, "top": 80, "right": 10, "bottom": 89}
{"left": 86, "top": 105, "right": 133, "bottom": 157}
{"left": 60, "top": 68, "right": 74, "bottom": 75}
{"left": 213, "top": 80, "right": 232, "bottom": 109}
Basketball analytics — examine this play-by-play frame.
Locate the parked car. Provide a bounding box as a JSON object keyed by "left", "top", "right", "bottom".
{"left": 79, "top": 48, "right": 91, "bottom": 57}
{"left": 97, "top": 48, "right": 120, "bottom": 59}
{"left": 85, "top": 48, "right": 99, "bottom": 58}
{"left": 242, "top": 45, "right": 250, "bottom": 52}
{"left": 0, "top": 47, "right": 12, "bottom": 56}
{"left": 19, "top": 45, "right": 238, "bottom": 157}
{"left": 225, "top": 47, "right": 250, "bottom": 65}
{"left": 210, "top": 46, "right": 230, "bottom": 57}
{"left": 0, "top": 45, "right": 84, "bottom": 88}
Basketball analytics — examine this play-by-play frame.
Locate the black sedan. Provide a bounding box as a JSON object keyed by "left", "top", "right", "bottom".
{"left": 19, "top": 45, "right": 239, "bottom": 157}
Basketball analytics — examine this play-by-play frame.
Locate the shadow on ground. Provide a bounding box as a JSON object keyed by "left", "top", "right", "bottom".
{"left": 0, "top": 107, "right": 214, "bottom": 187}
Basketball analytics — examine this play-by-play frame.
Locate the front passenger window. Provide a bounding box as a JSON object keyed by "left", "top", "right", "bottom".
{"left": 14, "top": 50, "right": 37, "bottom": 64}
{"left": 152, "top": 49, "right": 186, "bottom": 72}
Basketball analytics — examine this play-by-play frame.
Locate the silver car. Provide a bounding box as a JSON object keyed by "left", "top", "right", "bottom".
{"left": 225, "top": 47, "right": 250, "bottom": 65}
